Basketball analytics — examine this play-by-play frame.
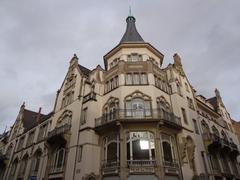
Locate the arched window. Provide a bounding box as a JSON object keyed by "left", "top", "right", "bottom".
{"left": 18, "top": 154, "right": 29, "bottom": 177}
{"left": 31, "top": 150, "right": 42, "bottom": 176}
{"left": 125, "top": 91, "right": 151, "bottom": 117}
{"left": 157, "top": 96, "right": 171, "bottom": 112}
{"left": 9, "top": 158, "right": 18, "bottom": 179}
{"left": 103, "top": 134, "right": 120, "bottom": 166}
{"left": 52, "top": 147, "right": 65, "bottom": 173}
{"left": 126, "top": 131, "right": 155, "bottom": 161}
{"left": 161, "top": 134, "right": 176, "bottom": 167}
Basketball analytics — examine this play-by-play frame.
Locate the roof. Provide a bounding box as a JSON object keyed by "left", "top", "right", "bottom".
{"left": 206, "top": 97, "right": 218, "bottom": 111}
{"left": 78, "top": 64, "right": 91, "bottom": 76}
{"left": 120, "top": 16, "right": 144, "bottom": 43}
{"left": 22, "top": 109, "right": 53, "bottom": 131}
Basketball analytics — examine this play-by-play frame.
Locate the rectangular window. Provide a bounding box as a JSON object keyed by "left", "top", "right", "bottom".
{"left": 131, "top": 53, "right": 138, "bottom": 62}
{"left": 127, "top": 55, "right": 131, "bottom": 62}
{"left": 192, "top": 119, "right": 199, "bottom": 134}
{"left": 133, "top": 74, "right": 139, "bottom": 85}
{"left": 140, "top": 73, "right": 147, "bottom": 84}
{"left": 105, "top": 76, "right": 119, "bottom": 93}
{"left": 181, "top": 108, "right": 188, "bottom": 124}
{"left": 187, "top": 97, "right": 195, "bottom": 110}
{"left": 81, "top": 108, "right": 88, "bottom": 125}
{"left": 115, "top": 76, "right": 119, "bottom": 87}
{"left": 126, "top": 74, "right": 132, "bottom": 85}
{"left": 126, "top": 73, "right": 148, "bottom": 85}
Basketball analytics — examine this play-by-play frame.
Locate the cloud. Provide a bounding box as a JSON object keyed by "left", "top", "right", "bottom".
{"left": 0, "top": 0, "right": 240, "bottom": 133}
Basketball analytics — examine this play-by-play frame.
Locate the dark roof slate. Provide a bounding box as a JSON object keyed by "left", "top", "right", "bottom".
{"left": 206, "top": 97, "right": 218, "bottom": 111}
{"left": 78, "top": 64, "right": 91, "bottom": 76}
{"left": 22, "top": 110, "right": 53, "bottom": 131}
{"left": 120, "top": 16, "right": 144, "bottom": 43}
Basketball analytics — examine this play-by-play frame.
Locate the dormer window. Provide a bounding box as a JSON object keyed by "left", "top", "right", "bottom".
{"left": 127, "top": 53, "right": 142, "bottom": 62}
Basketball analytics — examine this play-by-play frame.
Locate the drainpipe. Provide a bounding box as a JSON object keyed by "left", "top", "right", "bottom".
{"left": 72, "top": 76, "right": 85, "bottom": 180}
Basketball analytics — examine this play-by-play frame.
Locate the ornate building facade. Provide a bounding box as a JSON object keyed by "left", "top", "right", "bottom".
{"left": 0, "top": 15, "right": 239, "bottom": 180}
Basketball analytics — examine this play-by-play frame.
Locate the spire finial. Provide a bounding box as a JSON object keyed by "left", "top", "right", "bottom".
{"left": 129, "top": 5, "right": 132, "bottom": 16}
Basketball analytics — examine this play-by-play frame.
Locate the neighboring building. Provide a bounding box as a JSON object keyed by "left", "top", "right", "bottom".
{"left": 232, "top": 120, "right": 240, "bottom": 146}
{"left": 0, "top": 15, "right": 239, "bottom": 180}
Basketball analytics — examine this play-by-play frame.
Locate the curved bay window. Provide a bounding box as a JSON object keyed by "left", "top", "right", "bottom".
{"left": 125, "top": 91, "right": 151, "bottom": 118}
{"left": 103, "top": 134, "right": 120, "bottom": 168}
{"left": 51, "top": 147, "right": 66, "bottom": 173}
{"left": 127, "top": 131, "right": 155, "bottom": 164}
{"left": 161, "top": 134, "right": 177, "bottom": 167}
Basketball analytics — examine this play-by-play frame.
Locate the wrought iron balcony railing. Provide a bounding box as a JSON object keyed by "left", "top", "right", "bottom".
{"left": 47, "top": 123, "right": 71, "bottom": 139}
{"left": 102, "top": 160, "right": 120, "bottom": 175}
{"left": 95, "top": 109, "right": 181, "bottom": 127}
{"left": 127, "top": 160, "right": 156, "bottom": 173}
{"left": 163, "top": 159, "right": 179, "bottom": 168}
{"left": 127, "top": 159, "right": 156, "bottom": 166}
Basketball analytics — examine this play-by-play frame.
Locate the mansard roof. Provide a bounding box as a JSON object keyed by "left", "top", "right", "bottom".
{"left": 120, "top": 16, "right": 144, "bottom": 43}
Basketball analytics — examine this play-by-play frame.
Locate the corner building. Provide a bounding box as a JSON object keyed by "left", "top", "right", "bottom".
{"left": 0, "top": 15, "right": 239, "bottom": 180}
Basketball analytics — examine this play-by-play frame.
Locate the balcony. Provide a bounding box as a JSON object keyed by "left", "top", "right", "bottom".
{"left": 83, "top": 92, "right": 96, "bottom": 103}
{"left": 127, "top": 160, "right": 156, "bottom": 174}
{"left": 163, "top": 160, "right": 180, "bottom": 175}
{"left": 47, "top": 123, "right": 71, "bottom": 143}
{"left": 102, "top": 160, "right": 120, "bottom": 175}
{"left": 163, "top": 160, "right": 179, "bottom": 168}
{"left": 208, "top": 134, "right": 221, "bottom": 151}
{"left": 229, "top": 142, "right": 239, "bottom": 157}
{"left": 95, "top": 109, "right": 181, "bottom": 130}
{"left": 220, "top": 139, "right": 231, "bottom": 153}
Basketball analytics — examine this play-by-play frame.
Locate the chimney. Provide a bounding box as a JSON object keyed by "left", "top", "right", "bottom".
{"left": 36, "top": 107, "right": 42, "bottom": 124}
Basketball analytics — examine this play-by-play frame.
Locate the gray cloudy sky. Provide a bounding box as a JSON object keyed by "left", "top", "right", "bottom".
{"left": 0, "top": 0, "right": 240, "bottom": 133}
